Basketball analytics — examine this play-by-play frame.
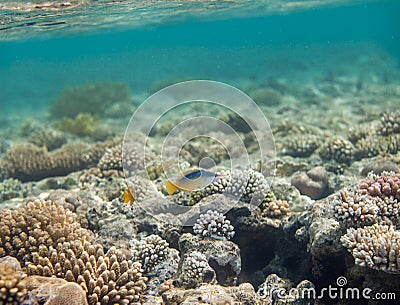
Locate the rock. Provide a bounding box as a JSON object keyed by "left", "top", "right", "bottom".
{"left": 21, "top": 276, "right": 88, "bottom": 305}
{"left": 257, "top": 273, "right": 315, "bottom": 305}
{"left": 361, "top": 159, "right": 400, "bottom": 176}
{"left": 291, "top": 166, "right": 331, "bottom": 199}
{"left": 161, "top": 283, "right": 265, "bottom": 305}
{"left": 178, "top": 233, "right": 241, "bottom": 286}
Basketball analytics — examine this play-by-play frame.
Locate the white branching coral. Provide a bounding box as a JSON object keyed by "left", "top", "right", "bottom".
{"left": 341, "top": 223, "right": 400, "bottom": 274}
{"left": 131, "top": 235, "right": 170, "bottom": 272}
{"left": 331, "top": 189, "right": 400, "bottom": 227}
{"left": 193, "top": 210, "right": 235, "bottom": 240}
{"left": 190, "top": 169, "right": 270, "bottom": 205}
{"left": 182, "top": 251, "right": 210, "bottom": 280}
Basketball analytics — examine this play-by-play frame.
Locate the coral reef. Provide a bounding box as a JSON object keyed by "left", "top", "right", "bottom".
{"left": 49, "top": 82, "right": 131, "bottom": 118}
{"left": 161, "top": 283, "right": 265, "bottom": 305}
{"left": 356, "top": 171, "right": 400, "bottom": 200}
{"left": 341, "top": 223, "right": 400, "bottom": 274}
{"left": 283, "top": 135, "right": 320, "bottom": 158}
{"left": 291, "top": 166, "right": 331, "bottom": 200}
{"left": 131, "top": 234, "right": 170, "bottom": 273}
{"left": 193, "top": 209, "right": 235, "bottom": 240}
{"left": 27, "top": 241, "right": 147, "bottom": 305}
{"left": 257, "top": 273, "right": 315, "bottom": 305}
{"left": 0, "top": 199, "right": 147, "bottom": 305}
{"left": 22, "top": 275, "right": 88, "bottom": 305}
{"left": 189, "top": 168, "right": 270, "bottom": 205}
{"left": 0, "top": 256, "right": 26, "bottom": 304}
{"left": 318, "top": 137, "right": 354, "bottom": 165}
{"left": 0, "top": 199, "right": 94, "bottom": 261}
{"left": 178, "top": 233, "right": 241, "bottom": 286}
{"left": 250, "top": 87, "right": 283, "bottom": 106}
{"left": 1, "top": 141, "right": 113, "bottom": 182}
{"left": 20, "top": 121, "right": 67, "bottom": 151}
{"left": 361, "top": 159, "right": 399, "bottom": 176}
{"left": 261, "top": 199, "right": 290, "bottom": 218}
{"left": 175, "top": 251, "right": 215, "bottom": 288}
{"left": 378, "top": 111, "right": 400, "bottom": 136}
{"left": 0, "top": 178, "right": 24, "bottom": 203}
{"left": 54, "top": 113, "right": 100, "bottom": 137}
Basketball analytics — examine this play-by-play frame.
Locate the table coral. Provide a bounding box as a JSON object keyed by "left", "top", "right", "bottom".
{"left": 1, "top": 141, "right": 114, "bottom": 182}
{"left": 341, "top": 223, "right": 400, "bottom": 274}
{"left": 49, "top": 82, "right": 131, "bottom": 118}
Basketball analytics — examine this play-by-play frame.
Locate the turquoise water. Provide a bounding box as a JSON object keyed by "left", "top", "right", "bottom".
{"left": 0, "top": 0, "right": 399, "bottom": 120}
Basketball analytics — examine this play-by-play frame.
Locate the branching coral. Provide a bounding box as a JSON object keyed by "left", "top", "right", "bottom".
{"left": 341, "top": 223, "right": 400, "bottom": 274}
{"left": 49, "top": 82, "right": 131, "bottom": 118}
{"left": 27, "top": 241, "right": 146, "bottom": 305}
{"left": 189, "top": 169, "right": 270, "bottom": 205}
{"left": 331, "top": 189, "right": 399, "bottom": 227}
{"left": 356, "top": 171, "right": 400, "bottom": 200}
{"left": 193, "top": 210, "right": 235, "bottom": 240}
{"left": 0, "top": 256, "right": 26, "bottom": 304}
{"left": 262, "top": 199, "right": 290, "bottom": 218}
{"left": 0, "top": 199, "right": 147, "bottom": 305}
{"left": 318, "top": 137, "right": 354, "bottom": 165}
{"left": 379, "top": 111, "right": 400, "bottom": 136}
{"left": 54, "top": 113, "right": 100, "bottom": 137}
{"left": 0, "top": 199, "right": 94, "bottom": 262}
{"left": 0, "top": 178, "right": 24, "bottom": 203}
{"left": 283, "top": 135, "right": 321, "bottom": 158}
{"left": 131, "top": 235, "right": 170, "bottom": 273}
{"left": 177, "top": 251, "right": 215, "bottom": 288}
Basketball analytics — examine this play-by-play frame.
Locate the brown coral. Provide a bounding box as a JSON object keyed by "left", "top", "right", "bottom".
{"left": 0, "top": 199, "right": 147, "bottom": 305}
{"left": 27, "top": 241, "right": 147, "bottom": 305}
{"left": 262, "top": 199, "right": 290, "bottom": 217}
{"left": 379, "top": 111, "right": 400, "bottom": 136}
{"left": 2, "top": 141, "right": 114, "bottom": 182}
{"left": 0, "top": 199, "right": 93, "bottom": 262}
{"left": 318, "top": 137, "right": 354, "bottom": 165}
{"left": 341, "top": 223, "right": 400, "bottom": 274}
{"left": 0, "top": 256, "right": 26, "bottom": 304}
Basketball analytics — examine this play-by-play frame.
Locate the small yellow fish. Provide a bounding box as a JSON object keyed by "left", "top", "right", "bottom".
{"left": 123, "top": 183, "right": 136, "bottom": 206}
{"left": 165, "top": 169, "right": 224, "bottom": 195}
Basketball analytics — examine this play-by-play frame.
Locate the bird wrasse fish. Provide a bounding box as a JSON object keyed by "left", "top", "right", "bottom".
{"left": 165, "top": 169, "right": 224, "bottom": 195}
{"left": 123, "top": 183, "right": 136, "bottom": 206}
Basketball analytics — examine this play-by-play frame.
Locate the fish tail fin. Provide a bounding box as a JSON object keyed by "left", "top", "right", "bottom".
{"left": 165, "top": 181, "right": 178, "bottom": 195}
{"left": 123, "top": 191, "right": 130, "bottom": 203}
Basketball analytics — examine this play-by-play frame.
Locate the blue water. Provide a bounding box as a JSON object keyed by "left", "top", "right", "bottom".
{"left": 0, "top": 0, "right": 399, "bottom": 119}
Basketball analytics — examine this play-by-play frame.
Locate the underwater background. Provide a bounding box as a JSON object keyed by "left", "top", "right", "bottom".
{"left": 1, "top": 0, "right": 400, "bottom": 304}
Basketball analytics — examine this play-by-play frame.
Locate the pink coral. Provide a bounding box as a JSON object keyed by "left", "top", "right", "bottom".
{"left": 357, "top": 172, "right": 400, "bottom": 200}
